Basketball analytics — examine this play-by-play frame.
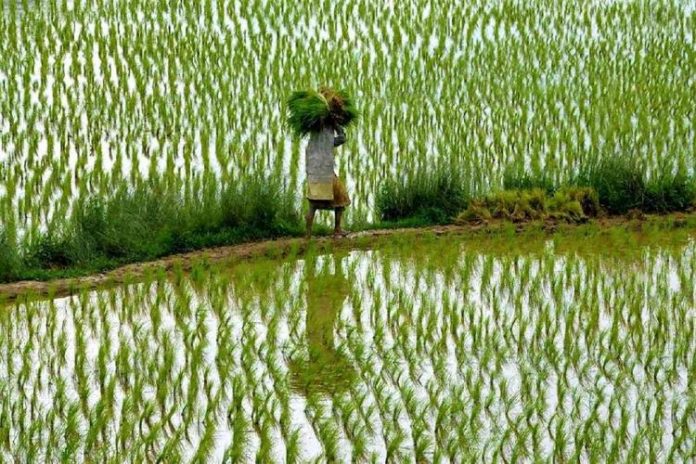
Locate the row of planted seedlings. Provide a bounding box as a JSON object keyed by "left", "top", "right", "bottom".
{"left": 1, "top": 229, "right": 695, "bottom": 461}
{"left": 1, "top": 0, "right": 694, "bottom": 239}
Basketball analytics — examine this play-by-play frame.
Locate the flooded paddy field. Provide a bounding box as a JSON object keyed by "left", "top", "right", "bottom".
{"left": 1, "top": 0, "right": 695, "bottom": 235}
{"left": 1, "top": 226, "right": 695, "bottom": 462}
{"left": 2, "top": 1, "right": 696, "bottom": 460}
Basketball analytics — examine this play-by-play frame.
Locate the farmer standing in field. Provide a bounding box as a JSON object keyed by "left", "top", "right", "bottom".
{"left": 305, "top": 122, "right": 350, "bottom": 237}
{"left": 287, "top": 86, "right": 358, "bottom": 238}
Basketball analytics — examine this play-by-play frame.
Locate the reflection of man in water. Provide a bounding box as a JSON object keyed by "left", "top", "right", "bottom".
{"left": 290, "top": 254, "right": 356, "bottom": 396}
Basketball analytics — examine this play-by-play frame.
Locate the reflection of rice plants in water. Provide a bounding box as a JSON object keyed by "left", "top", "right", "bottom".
{"left": 0, "top": 228, "right": 695, "bottom": 461}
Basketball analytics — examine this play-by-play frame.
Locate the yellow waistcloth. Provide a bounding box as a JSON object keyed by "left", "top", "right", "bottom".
{"left": 307, "top": 175, "right": 351, "bottom": 208}
{"left": 307, "top": 181, "right": 334, "bottom": 200}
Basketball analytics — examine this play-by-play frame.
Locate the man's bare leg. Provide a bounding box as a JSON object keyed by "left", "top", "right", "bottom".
{"left": 306, "top": 204, "right": 317, "bottom": 238}
{"left": 334, "top": 207, "right": 346, "bottom": 237}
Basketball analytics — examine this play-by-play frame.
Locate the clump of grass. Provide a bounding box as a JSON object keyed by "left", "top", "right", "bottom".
{"left": 22, "top": 183, "right": 185, "bottom": 269}
{"left": 549, "top": 187, "right": 601, "bottom": 220}
{"left": 376, "top": 166, "right": 469, "bottom": 224}
{"left": 72, "top": 183, "right": 184, "bottom": 261}
{"left": 455, "top": 187, "right": 600, "bottom": 224}
{"left": 24, "top": 232, "right": 77, "bottom": 270}
{"left": 286, "top": 87, "right": 358, "bottom": 137}
{"left": 643, "top": 173, "right": 696, "bottom": 213}
{"left": 575, "top": 156, "right": 646, "bottom": 214}
{"left": 14, "top": 176, "right": 303, "bottom": 280}
{"left": 573, "top": 157, "right": 695, "bottom": 214}
{"left": 503, "top": 167, "right": 555, "bottom": 194}
{"left": 455, "top": 202, "right": 493, "bottom": 223}
{"left": 0, "top": 228, "right": 21, "bottom": 282}
{"left": 484, "top": 189, "right": 548, "bottom": 221}
{"left": 220, "top": 177, "right": 301, "bottom": 235}
{"left": 576, "top": 157, "right": 695, "bottom": 214}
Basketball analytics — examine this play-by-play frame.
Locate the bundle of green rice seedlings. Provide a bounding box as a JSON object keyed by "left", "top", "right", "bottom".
{"left": 286, "top": 87, "right": 358, "bottom": 137}
{"left": 319, "top": 86, "right": 358, "bottom": 127}
{"left": 286, "top": 90, "right": 330, "bottom": 136}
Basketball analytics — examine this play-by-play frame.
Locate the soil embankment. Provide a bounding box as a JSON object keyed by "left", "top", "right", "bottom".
{"left": 1, "top": 213, "right": 694, "bottom": 303}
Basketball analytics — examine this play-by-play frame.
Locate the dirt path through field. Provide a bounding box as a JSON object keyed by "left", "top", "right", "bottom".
{"left": 1, "top": 214, "right": 694, "bottom": 303}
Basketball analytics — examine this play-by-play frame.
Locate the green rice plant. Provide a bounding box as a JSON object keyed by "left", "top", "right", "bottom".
{"left": 384, "top": 428, "right": 407, "bottom": 463}
{"left": 284, "top": 428, "right": 301, "bottom": 464}
{"left": 60, "top": 404, "right": 82, "bottom": 464}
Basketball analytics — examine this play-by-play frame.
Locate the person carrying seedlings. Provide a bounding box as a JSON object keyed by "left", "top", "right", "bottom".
{"left": 287, "top": 86, "right": 358, "bottom": 238}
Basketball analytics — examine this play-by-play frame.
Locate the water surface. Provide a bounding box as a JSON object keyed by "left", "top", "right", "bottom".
{"left": 1, "top": 227, "right": 694, "bottom": 461}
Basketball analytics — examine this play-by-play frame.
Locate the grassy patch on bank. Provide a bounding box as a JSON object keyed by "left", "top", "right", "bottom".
{"left": 2, "top": 158, "right": 695, "bottom": 285}
{"left": 1, "top": 176, "right": 303, "bottom": 283}
{"left": 376, "top": 166, "right": 470, "bottom": 224}
{"left": 0, "top": 229, "right": 20, "bottom": 283}
{"left": 503, "top": 166, "right": 556, "bottom": 193}
{"left": 576, "top": 156, "right": 696, "bottom": 214}
{"left": 456, "top": 187, "right": 600, "bottom": 224}
{"left": 378, "top": 157, "right": 695, "bottom": 225}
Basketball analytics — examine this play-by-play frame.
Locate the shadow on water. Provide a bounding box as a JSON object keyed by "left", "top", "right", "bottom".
{"left": 289, "top": 251, "right": 357, "bottom": 397}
